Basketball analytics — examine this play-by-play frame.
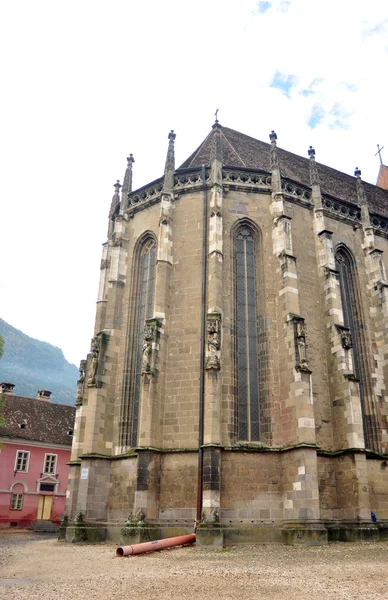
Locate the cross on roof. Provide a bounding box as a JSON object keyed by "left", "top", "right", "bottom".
{"left": 214, "top": 108, "right": 219, "bottom": 123}
{"left": 375, "top": 144, "right": 385, "bottom": 165}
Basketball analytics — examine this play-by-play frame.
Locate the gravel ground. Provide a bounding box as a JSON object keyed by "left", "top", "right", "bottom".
{"left": 1, "top": 532, "right": 388, "bottom": 600}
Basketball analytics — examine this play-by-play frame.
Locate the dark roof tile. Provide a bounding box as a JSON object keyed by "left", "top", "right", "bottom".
{"left": 0, "top": 395, "right": 76, "bottom": 446}
{"left": 180, "top": 126, "right": 388, "bottom": 217}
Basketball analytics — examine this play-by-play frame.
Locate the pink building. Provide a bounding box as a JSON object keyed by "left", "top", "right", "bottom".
{"left": 0, "top": 383, "right": 75, "bottom": 529}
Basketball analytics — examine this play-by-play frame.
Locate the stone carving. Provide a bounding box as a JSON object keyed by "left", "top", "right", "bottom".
{"left": 269, "top": 130, "right": 279, "bottom": 170}
{"left": 340, "top": 328, "right": 352, "bottom": 350}
{"left": 100, "top": 258, "right": 110, "bottom": 270}
{"left": 206, "top": 314, "right": 221, "bottom": 370}
{"left": 308, "top": 146, "right": 320, "bottom": 186}
{"left": 293, "top": 317, "right": 310, "bottom": 370}
{"left": 76, "top": 359, "right": 87, "bottom": 406}
{"left": 87, "top": 337, "right": 101, "bottom": 387}
{"left": 108, "top": 181, "right": 121, "bottom": 239}
{"left": 142, "top": 341, "right": 152, "bottom": 374}
{"left": 141, "top": 319, "right": 160, "bottom": 376}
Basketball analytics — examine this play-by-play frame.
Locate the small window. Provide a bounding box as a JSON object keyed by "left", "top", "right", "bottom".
{"left": 15, "top": 451, "right": 29, "bottom": 472}
{"left": 40, "top": 483, "right": 55, "bottom": 492}
{"left": 18, "top": 423, "right": 26, "bottom": 429}
{"left": 67, "top": 430, "right": 73, "bottom": 436}
{"left": 43, "top": 454, "right": 57, "bottom": 474}
{"left": 10, "top": 493, "right": 23, "bottom": 510}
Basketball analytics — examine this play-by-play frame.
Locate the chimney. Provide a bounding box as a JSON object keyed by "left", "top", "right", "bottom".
{"left": 37, "top": 390, "right": 52, "bottom": 401}
{"left": 377, "top": 164, "right": 388, "bottom": 190}
{"left": 0, "top": 382, "right": 15, "bottom": 395}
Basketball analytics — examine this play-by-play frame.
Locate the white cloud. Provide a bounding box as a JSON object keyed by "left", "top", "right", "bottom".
{"left": 0, "top": 0, "right": 387, "bottom": 368}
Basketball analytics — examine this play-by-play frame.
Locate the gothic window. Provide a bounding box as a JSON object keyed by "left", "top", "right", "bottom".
{"left": 335, "top": 246, "right": 372, "bottom": 448}
{"left": 127, "top": 237, "right": 156, "bottom": 447}
{"left": 235, "top": 225, "right": 260, "bottom": 441}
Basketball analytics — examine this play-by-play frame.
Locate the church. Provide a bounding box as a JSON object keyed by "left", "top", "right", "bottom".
{"left": 66, "top": 121, "right": 388, "bottom": 545}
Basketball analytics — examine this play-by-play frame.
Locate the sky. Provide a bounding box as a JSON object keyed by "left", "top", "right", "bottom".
{"left": 0, "top": 0, "right": 387, "bottom": 368}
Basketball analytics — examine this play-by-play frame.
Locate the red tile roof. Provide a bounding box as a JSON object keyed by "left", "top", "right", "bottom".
{"left": 377, "top": 164, "right": 388, "bottom": 191}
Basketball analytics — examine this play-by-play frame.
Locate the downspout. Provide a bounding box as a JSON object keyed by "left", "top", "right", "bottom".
{"left": 195, "top": 164, "right": 208, "bottom": 530}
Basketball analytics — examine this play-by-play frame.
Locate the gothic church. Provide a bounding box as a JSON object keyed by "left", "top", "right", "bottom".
{"left": 66, "top": 121, "right": 388, "bottom": 545}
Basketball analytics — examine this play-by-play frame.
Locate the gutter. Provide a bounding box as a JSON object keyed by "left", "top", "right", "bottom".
{"left": 195, "top": 165, "right": 208, "bottom": 530}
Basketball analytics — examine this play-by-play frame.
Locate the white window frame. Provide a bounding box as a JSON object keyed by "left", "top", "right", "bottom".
{"left": 14, "top": 450, "right": 30, "bottom": 473}
{"left": 10, "top": 493, "right": 23, "bottom": 510}
{"left": 43, "top": 453, "right": 58, "bottom": 475}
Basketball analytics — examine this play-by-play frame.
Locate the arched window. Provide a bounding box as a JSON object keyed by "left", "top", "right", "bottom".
{"left": 335, "top": 246, "right": 376, "bottom": 450}
{"left": 235, "top": 225, "right": 260, "bottom": 441}
{"left": 122, "top": 236, "right": 156, "bottom": 448}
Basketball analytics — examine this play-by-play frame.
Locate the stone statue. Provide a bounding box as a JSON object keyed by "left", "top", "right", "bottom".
{"left": 141, "top": 341, "right": 152, "bottom": 374}
{"left": 295, "top": 318, "right": 309, "bottom": 369}
{"left": 206, "top": 314, "right": 221, "bottom": 370}
{"left": 76, "top": 359, "right": 87, "bottom": 404}
{"left": 340, "top": 329, "right": 352, "bottom": 350}
{"left": 87, "top": 337, "right": 100, "bottom": 386}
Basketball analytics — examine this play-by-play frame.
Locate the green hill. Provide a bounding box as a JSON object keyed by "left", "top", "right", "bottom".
{"left": 0, "top": 319, "right": 78, "bottom": 405}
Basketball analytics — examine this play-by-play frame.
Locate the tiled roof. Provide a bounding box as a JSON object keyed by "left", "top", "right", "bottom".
{"left": 0, "top": 395, "right": 76, "bottom": 446}
{"left": 180, "top": 126, "right": 388, "bottom": 217}
{"left": 377, "top": 164, "right": 388, "bottom": 191}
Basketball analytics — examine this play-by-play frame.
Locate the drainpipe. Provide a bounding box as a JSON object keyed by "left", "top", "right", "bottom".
{"left": 195, "top": 165, "right": 208, "bottom": 530}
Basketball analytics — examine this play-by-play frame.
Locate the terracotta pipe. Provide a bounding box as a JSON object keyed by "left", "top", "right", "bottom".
{"left": 116, "top": 533, "right": 196, "bottom": 557}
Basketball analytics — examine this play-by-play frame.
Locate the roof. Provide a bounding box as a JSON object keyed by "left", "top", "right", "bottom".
{"left": 377, "top": 164, "right": 388, "bottom": 191}
{"left": 180, "top": 125, "right": 388, "bottom": 217}
{"left": 0, "top": 394, "right": 76, "bottom": 446}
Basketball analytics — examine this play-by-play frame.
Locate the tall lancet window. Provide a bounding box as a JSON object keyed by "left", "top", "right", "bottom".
{"left": 335, "top": 246, "right": 372, "bottom": 448}
{"left": 126, "top": 237, "right": 156, "bottom": 448}
{"left": 235, "top": 225, "right": 260, "bottom": 441}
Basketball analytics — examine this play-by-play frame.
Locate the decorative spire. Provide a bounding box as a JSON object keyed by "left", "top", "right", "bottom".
{"left": 308, "top": 146, "right": 319, "bottom": 186}
{"left": 211, "top": 123, "right": 222, "bottom": 163}
{"left": 210, "top": 120, "right": 223, "bottom": 185}
{"left": 269, "top": 130, "right": 279, "bottom": 170}
{"left": 163, "top": 130, "right": 176, "bottom": 192}
{"left": 122, "top": 154, "right": 135, "bottom": 198}
{"left": 108, "top": 180, "right": 121, "bottom": 238}
{"left": 212, "top": 109, "right": 222, "bottom": 131}
{"left": 110, "top": 180, "right": 121, "bottom": 214}
{"left": 354, "top": 167, "right": 367, "bottom": 204}
{"left": 355, "top": 167, "right": 372, "bottom": 232}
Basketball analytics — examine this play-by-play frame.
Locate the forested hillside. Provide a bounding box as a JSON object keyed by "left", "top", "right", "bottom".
{"left": 0, "top": 319, "right": 78, "bottom": 405}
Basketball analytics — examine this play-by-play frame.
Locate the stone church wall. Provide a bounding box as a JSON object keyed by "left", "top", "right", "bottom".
{"left": 66, "top": 125, "right": 388, "bottom": 545}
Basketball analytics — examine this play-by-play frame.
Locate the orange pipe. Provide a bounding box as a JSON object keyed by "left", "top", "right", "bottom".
{"left": 116, "top": 533, "right": 196, "bottom": 557}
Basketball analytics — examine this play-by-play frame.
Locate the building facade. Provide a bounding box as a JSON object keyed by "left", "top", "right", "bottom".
{"left": 66, "top": 123, "right": 388, "bottom": 545}
{"left": 0, "top": 384, "right": 75, "bottom": 529}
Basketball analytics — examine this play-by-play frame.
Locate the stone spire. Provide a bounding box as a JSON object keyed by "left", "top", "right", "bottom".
{"left": 210, "top": 120, "right": 222, "bottom": 185}
{"left": 108, "top": 180, "right": 121, "bottom": 238}
{"left": 355, "top": 167, "right": 374, "bottom": 249}
{"left": 163, "top": 131, "right": 176, "bottom": 192}
{"left": 269, "top": 130, "right": 279, "bottom": 170}
{"left": 308, "top": 146, "right": 320, "bottom": 186}
{"left": 354, "top": 167, "right": 369, "bottom": 218}
{"left": 269, "top": 130, "right": 282, "bottom": 195}
{"left": 122, "top": 154, "right": 135, "bottom": 198}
